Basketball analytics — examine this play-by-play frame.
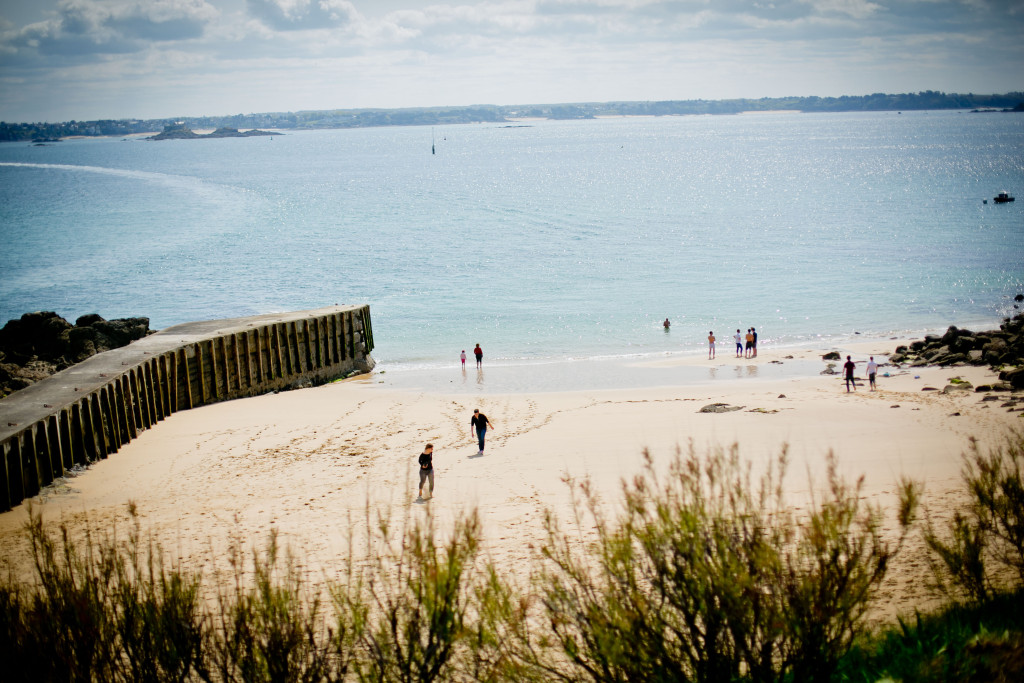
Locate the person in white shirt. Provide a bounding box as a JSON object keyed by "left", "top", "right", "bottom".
{"left": 866, "top": 356, "right": 878, "bottom": 391}
{"left": 734, "top": 330, "right": 743, "bottom": 357}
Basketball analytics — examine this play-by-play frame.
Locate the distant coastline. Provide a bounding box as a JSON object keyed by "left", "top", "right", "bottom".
{"left": 2, "top": 90, "right": 1022, "bottom": 142}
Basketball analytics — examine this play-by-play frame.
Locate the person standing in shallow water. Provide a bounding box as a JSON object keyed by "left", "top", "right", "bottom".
{"left": 418, "top": 443, "right": 434, "bottom": 499}
{"left": 471, "top": 408, "right": 494, "bottom": 455}
{"left": 663, "top": 318, "right": 671, "bottom": 330}
{"left": 460, "top": 349, "right": 466, "bottom": 368}
{"left": 844, "top": 355, "right": 857, "bottom": 392}
{"left": 734, "top": 329, "right": 743, "bottom": 357}
{"left": 708, "top": 331, "right": 716, "bottom": 359}
{"left": 474, "top": 344, "right": 483, "bottom": 368}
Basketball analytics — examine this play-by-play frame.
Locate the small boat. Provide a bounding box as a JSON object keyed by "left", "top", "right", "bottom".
{"left": 994, "top": 191, "right": 1015, "bottom": 203}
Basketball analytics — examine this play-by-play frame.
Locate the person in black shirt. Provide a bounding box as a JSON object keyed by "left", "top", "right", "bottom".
{"left": 418, "top": 443, "right": 434, "bottom": 499}
{"left": 471, "top": 409, "right": 494, "bottom": 455}
{"left": 844, "top": 356, "right": 857, "bottom": 392}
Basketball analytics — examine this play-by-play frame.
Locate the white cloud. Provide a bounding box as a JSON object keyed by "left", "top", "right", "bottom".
{"left": 798, "top": 0, "right": 882, "bottom": 19}
{"left": 2, "top": 0, "right": 218, "bottom": 57}
{"left": 246, "top": 0, "right": 359, "bottom": 31}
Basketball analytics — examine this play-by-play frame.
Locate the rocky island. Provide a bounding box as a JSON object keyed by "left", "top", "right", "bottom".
{"left": 147, "top": 123, "right": 279, "bottom": 140}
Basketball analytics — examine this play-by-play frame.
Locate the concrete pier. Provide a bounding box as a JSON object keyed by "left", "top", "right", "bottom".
{"left": 0, "top": 305, "right": 375, "bottom": 512}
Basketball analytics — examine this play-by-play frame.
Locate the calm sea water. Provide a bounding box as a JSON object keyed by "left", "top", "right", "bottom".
{"left": 1, "top": 111, "right": 1022, "bottom": 377}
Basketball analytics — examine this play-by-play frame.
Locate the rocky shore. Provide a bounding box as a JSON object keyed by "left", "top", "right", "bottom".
{"left": 0, "top": 312, "right": 151, "bottom": 399}
{"left": 887, "top": 312, "right": 1024, "bottom": 390}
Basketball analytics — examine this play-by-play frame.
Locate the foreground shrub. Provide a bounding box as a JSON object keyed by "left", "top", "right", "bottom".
{"left": 925, "top": 429, "right": 1024, "bottom": 601}
{"left": 836, "top": 588, "right": 1024, "bottom": 682}
{"left": 206, "top": 530, "right": 337, "bottom": 682}
{"left": 531, "top": 444, "right": 920, "bottom": 683}
{"left": 334, "top": 507, "right": 524, "bottom": 683}
{"left": 0, "top": 505, "right": 203, "bottom": 683}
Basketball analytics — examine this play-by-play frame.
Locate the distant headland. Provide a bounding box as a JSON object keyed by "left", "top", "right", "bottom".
{"left": 2, "top": 90, "right": 1022, "bottom": 142}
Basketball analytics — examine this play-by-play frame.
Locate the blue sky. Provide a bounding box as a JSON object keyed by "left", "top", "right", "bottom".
{"left": 1, "top": 0, "right": 1022, "bottom": 122}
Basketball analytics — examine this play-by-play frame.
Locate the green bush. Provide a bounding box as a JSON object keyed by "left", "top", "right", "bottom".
{"left": 530, "top": 444, "right": 919, "bottom": 683}
{"left": 925, "top": 430, "right": 1024, "bottom": 601}
{"left": 836, "top": 589, "right": 1024, "bottom": 682}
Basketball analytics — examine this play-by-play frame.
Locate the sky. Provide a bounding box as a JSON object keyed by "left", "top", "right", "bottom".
{"left": 1, "top": 0, "right": 1023, "bottom": 123}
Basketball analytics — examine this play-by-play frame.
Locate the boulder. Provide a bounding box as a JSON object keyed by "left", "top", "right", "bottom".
{"left": 75, "top": 313, "right": 105, "bottom": 327}
{"left": 0, "top": 311, "right": 72, "bottom": 363}
{"left": 943, "top": 383, "right": 973, "bottom": 394}
{"left": 936, "top": 353, "right": 967, "bottom": 366}
{"left": 699, "top": 403, "right": 744, "bottom": 413}
{"left": 1002, "top": 367, "right": 1024, "bottom": 389}
{"left": 822, "top": 351, "right": 841, "bottom": 361}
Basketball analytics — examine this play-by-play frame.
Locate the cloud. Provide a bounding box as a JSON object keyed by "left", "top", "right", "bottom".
{"left": 1, "top": 0, "right": 218, "bottom": 57}
{"left": 246, "top": 0, "right": 358, "bottom": 31}
{"left": 798, "top": 0, "right": 882, "bottom": 19}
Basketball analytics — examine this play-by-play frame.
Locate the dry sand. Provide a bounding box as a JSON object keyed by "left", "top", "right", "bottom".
{"left": 1, "top": 341, "right": 1020, "bottom": 620}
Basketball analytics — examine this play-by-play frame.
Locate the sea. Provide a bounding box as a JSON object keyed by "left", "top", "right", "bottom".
{"left": 1, "top": 110, "right": 1022, "bottom": 391}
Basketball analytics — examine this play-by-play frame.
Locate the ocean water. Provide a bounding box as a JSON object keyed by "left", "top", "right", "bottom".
{"left": 1, "top": 111, "right": 1022, "bottom": 380}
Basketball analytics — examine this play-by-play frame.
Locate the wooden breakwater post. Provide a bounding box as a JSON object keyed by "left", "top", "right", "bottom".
{"left": 0, "top": 305, "right": 375, "bottom": 513}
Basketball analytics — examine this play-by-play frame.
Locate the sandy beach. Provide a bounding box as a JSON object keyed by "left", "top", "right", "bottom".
{"left": 1, "top": 340, "right": 1020, "bottom": 620}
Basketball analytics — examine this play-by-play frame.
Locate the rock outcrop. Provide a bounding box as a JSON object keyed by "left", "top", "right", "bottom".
{"left": 0, "top": 312, "right": 151, "bottom": 398}
{"left": 889, "top": 313, "right": 1024, "bottom": 389}
{"left": 148, "top": 123, "right": 279, "bottom": 140}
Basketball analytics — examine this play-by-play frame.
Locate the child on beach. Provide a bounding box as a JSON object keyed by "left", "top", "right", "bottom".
{"left": 460, "top": 349, "right": 466, "bottom": 368}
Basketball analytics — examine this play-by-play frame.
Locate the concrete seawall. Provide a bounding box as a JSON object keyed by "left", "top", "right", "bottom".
{"left": 0, "top": 305, "right": 375, "bottom": 512}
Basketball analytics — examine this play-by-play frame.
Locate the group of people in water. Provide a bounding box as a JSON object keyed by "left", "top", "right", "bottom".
{"left": 460, "top": 344, "right": 484, "bottom": 369}
{"left": 664, "top": 319, "right": 759, "bottom": 360}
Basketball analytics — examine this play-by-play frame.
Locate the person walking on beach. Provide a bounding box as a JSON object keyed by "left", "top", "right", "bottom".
{"left": 460, "top": 349, "right": 466, "bottom": 368}
{"left": 474, "top": 344, "right": 483, "bottom": 368}
{"left": 471, "top": 408, "right": 493, "bottom": 455}
{"left": 708, "top": 331, "right": 716, "bottom": 359}
{"left": 745, "top": 329, "right": 754, "bottom": 359}
{"left": 752, "top": 327, "right": 758, "bottom": 358}
{"left": 418, "top": 443, "right": 434, "bottom": 499}
{"left": 734, "top": 329, "right": 743, "bottom": 357}
{"left": 866, "top": 356, "right": 878, "bottom": 391}
{"left": 843, "top": 355, "right": 857, "bottom": 392}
